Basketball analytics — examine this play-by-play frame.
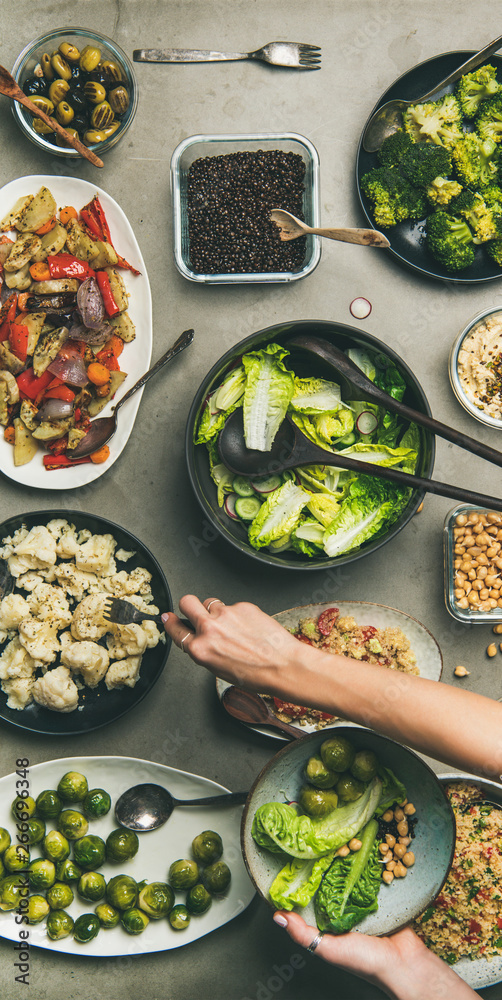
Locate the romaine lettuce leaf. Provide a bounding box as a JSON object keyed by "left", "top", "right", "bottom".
{"left": 248, "top": 481, "right": 310, "bottom": 549}
{"left": 307, "top": 495, "right": 341, "bottom": 527}
{"left": 338, "top": 442, "right": 417, "bottom": 468}
{"left": 322, "top": 476, "right": 410, "bottom": 557}
{"left": 242, "top": 343, "right": 295, "bottom": 451}
{"left": 290, "top": 378, "right": 343, "bottom": 414}
{"left": 292, "top": 409, "right": 354, "bottom": 448}
{"left": 315, "top": 819, "right": 381, "bottom": 933}
{"left": 269, "top": 852, "right": 336, "bottom": 910}
{"left": 291, "top": 518, "right": 325, "bottom": 556}
{"left": 195, "top": 368, "right": 245, "bottom": 444}
{"left": 346, "top": 348, "right": 376, "bottom": 382}
{"left": 375, "top": 765, "right": 407, "bottom": 815}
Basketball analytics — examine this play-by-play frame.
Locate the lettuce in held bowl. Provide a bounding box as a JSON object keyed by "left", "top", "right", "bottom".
{"left": 190, "top": 323, "right": 432, "bottom": 567}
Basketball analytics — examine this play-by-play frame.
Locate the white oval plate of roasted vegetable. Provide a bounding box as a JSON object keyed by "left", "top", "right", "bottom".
{"left": 0, "top": 755, "right": 254, "bottom": 955}
{"left": 0, "top": 175, "right": 152, "bottom": 489}
{"left": 217, "top": 601, "right": 443, "bottom": 740}
{"left": 357, "top": 51, "right": 502, "bottom": 283}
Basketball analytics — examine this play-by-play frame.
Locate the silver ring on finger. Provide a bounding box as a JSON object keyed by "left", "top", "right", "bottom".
{"left": 180, "top": 631, "right": 193, "bottom": 653}
{"left": 306, "top": 931, "right": 324, "bottom": 954}
{"left": 206, "top": 599, "right": 224, "bottom": 612}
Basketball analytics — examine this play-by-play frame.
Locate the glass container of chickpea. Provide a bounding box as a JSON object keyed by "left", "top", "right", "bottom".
{"left": 444, "top": 504, "right": 502, "bottom": 623}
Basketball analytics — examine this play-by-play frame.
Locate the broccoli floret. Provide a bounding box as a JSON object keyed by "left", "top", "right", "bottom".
{"left": 455, "top": 64, "right": 501, "bottom": 118}
{"left": 360, "top": 166, "right": 427, "bottom": 227}
{"left": 403, "top": 94, "right": 463, "bottom": 148}
{"left": 426, "top": 211, "right": 475, "bottom": 271}
{"left": 451, "top": 133, "right": 499, "bottom": 187}
{"left": 377, "top": 129, "right": 414, "bottom": 168}
{"left": 483, "top": 183, "right": 502, "bottom": 213}
{"left": 486, "top": 239, "right": 502, "bottom": 266}
{"left": 399, "top": 143, "right": 452, "bottom": 187}
{"left": 451, "top": 189, "right": 502, "bottom": 243}
{"left": 476, "top": 94, "right": 502, "bottom": 143}
{"left": 426, "top": 176, "right": 463, "bottom": 205}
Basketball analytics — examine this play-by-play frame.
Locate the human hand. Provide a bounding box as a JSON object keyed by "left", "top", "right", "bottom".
{"left": 273, "top": 912, "right": 479, "bottom": 1000}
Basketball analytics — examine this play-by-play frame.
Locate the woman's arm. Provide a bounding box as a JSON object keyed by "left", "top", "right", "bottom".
{"left": 163, "top": 596, "right": 502, "bottom": 779}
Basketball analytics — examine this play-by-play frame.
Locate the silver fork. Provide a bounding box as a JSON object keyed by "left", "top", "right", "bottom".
{"left": 133, "top": 41, "right": 321, "bottom": 70}
{"left": 102, "top": 597, "right": 191, "bottom": 632}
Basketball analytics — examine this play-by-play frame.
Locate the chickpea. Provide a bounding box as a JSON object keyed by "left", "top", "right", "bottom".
{"left": 457, "top": 597, "right": 469, "bottom": 609}
{"left": 403, "top": 852, "right": 415, "bottom": 867}
{"left": 477, "top": 566, "right": 488, "bottom": 580}
{"left": 454, "top": 665, "right": 470, "bottom": 677}
{"left": 487, "top": 644, "right": 497, "bottom": 657}
{"left": 379, "top": 842, "right": 391, "bottom": 855}
{"left": 348, "top": 838, "right": 362, "bottom": 852}
{"left": 396, "top": 819, "right": 409, "bottom": 837}
{"left": 336, "top": 845, "right": 350, "bottom": 857}
{"left": 456, "top": 514, "right": 468, "bottom": 526}
{"left": 394, "top": 862, "right": 407, "bottom": 878}
{"left": 382, "top": 870, "right": 394, "bottom": 884}
{"left": 385, "top": 833, "right": 396, "bottom": 848}
{"left": 385, "top": 860, "right": 396, "bottom": 871}
{"left": 382, "top": 809, "right": 394, "bottom": 823}
{"left": 460, "top": 559, "right": 472, "bottom": 572}
{"left": 394, "top": 843, "right": 406, "bottom": 859}
{"left": 487, "top": 546, "right": 500, "bottom": 558}
{"left": 394, "top": 807, "right": 405, "bottom": 822}
{"left": 404, "top": 802, "right": 416, "bottom": 816}
{"left": 398, "top": 835, "right": 412, "bottom": 846}
{"left": 494, "top": 624, "right": 502, "bottom": 634}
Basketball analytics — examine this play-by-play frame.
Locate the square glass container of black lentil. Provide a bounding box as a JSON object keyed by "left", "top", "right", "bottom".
{"left": 444, "top": 503, "right": 502, "bottom": 624}
{"left": 171, "top": 133, "right": 321, "bottom": 283}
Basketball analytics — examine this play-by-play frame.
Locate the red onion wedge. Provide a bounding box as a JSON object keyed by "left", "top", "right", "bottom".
{"left": 350, "top": 297, "right": 372, "bottom": 320}
{"left": 77, "top": 277, "right": 105, "bottom": 330}
{"left": 48, "top": 353, "right": 88, "bottom": 387}
{"left": 69, "top": 318, "right": 113, "bottom": 345}
{"left": 36, "top": 398, "right": 74, "bottom": 422}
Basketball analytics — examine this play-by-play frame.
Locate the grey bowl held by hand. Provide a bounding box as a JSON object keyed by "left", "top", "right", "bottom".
{"left": 241, "top": 726, "right": 455, "bottom": 936}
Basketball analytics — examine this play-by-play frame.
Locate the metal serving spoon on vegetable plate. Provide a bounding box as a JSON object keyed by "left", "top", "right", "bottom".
{"left": 270, "top": 209, "right": 390, "bottom": 247}
{"left": 71, "top": 329, "right": 194, "bottom": 459}
{"left": 362, "top": 33, "right": 502, "bottom": 152}
{"left": 115, "top": 782, "right": 249, "bottom": 831}
{"left": 0, "top": 64, "right": 104, "bottom": 168}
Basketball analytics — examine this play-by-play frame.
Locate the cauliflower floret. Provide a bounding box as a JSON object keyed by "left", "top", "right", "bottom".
{"left": 103, "top": 567, "right": 153, "bottom": 597}
{"left": 106, "top": 623, "right": 148, "bottom": 659}
{"left": 18, "top": 619, "right": 60, "bottom": 664}
{"left": 1, "top": 676, "right": 35, "bottom": 710}
{"left": 11, "top": 525, "right": 57, "bottom": 570}
{"left": 14, "top": 571, "right": 47, "bottom": 592}
{"left": 53, "top": 563, "right": 98, "bottom": 601}
{"left": 75, "top": 534, "right": 116, "bottom": 576}
{"left": 0, "top": 526, "right": 29, "bottom": 559}
{"left": 71, "top": 594, "right": 110, "bottom": 641}
{"left": 141, "top": 620, "right": 162, "bottom": 649}
{"left": 59, "top": 630, "right": 75, "bottom": 650}
{"left": 116, "top": 548, "right": 135, "bottom": 561}
{"left": 105, "top": 655, "right": 142, "bottom": 690}
{"left": 47, "top": 519, "right": 81, "bottom": 559}
{"left": 0, "top": 636, "right": 37, "bottom": 679}
{"left": 27, "top": 583, "right": 73, "bottom": 629}
{"left": 32, "top": 666, "right": 79, "bottom": 712}
{"left": 8, "top": 556, "right": 57, "bottom": 581}
{"left": 61, "top": 641, "right": 109, "bottom": 688}
{"left": 0, "top": 593, "right": 31, "bottom": 630}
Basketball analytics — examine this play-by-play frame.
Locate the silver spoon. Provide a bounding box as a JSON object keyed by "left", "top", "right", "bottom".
{"left": 362, "top": 34, "right": 502, "bottom": 152}
{"left": 115, "top": 782, "right": 249, "bottom": 831}
{"left": 270, "top": 209, "right": 390, "bottom": 247}
{"left": 70, "top": 329, "right": 194, "bottom": 459}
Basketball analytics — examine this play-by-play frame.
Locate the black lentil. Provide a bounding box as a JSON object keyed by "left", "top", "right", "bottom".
{"left": 377, "top": 813, "right": 418, "bottom": 841}
{"left": 186, "top": 150, "right": 307, "bottom": 274}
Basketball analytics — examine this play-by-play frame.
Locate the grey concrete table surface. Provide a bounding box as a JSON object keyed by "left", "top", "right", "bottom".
{"left": 0, "top": 1, "right": 502, "bottom": 997}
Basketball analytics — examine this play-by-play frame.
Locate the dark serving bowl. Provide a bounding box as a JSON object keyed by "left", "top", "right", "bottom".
{"left": 186, "top": 319, "right": 435, "bottom": 570}
{"left": 0, "top": 510, "right": 172, "bottom": 736}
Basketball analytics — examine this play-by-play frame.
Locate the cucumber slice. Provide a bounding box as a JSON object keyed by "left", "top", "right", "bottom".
{"left": 251, "top": 474, "right": 282, "bottom": 494}
{"left": 234, "top": 496, "right": 263, "bottom": 521}
{"left": 232, "top": 476, "right": 255, "bottom": 497}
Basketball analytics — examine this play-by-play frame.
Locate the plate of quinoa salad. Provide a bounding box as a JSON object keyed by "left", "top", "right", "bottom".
{"left": 413, "top": 775, "right": 502, "bottom": 989}
{"left": 216, "top": 602, "right": 442, "bottom": 739}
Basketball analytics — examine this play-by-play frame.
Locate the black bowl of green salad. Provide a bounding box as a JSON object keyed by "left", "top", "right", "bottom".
{"left": 185, "top": 319, "right": 434, "bottom": 570}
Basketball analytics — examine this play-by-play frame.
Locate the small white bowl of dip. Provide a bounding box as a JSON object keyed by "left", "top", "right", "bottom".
{"left": 449, "top": 307, "right": 502, "bottom": 429}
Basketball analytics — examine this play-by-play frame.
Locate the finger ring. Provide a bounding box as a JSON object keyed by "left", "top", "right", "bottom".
{"left": 180, "top": 631, "right": 193, "bottom": 653}
{"left": 306, "top": 931, "right": 324, "bottom": 954}
{"left": 206, "top": 599, "right": 224, "bottom": 612}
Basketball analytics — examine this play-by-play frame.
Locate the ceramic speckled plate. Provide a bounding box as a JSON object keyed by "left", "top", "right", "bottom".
{"left": 217, "top": 601, "right": 443, "bottom": 739}
{"left": 241, "top": 727, "right": 455, "bottom": 937}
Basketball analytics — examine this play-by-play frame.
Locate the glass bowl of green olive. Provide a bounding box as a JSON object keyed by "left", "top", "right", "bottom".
{"left": 11, "top": 28, "right": 138, "bottom": 157}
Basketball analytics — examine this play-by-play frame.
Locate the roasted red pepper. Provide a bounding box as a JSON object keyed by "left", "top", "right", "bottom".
{"left": 47, "top": 254, "right": 95, "bottom": 280}
{"left": 317, "top": 607, "right": 339, "bottom": 635}
{"left": 44, "top": 385, "right": 76, "bottom": 402}
{"left": 43, "top": 454, "right": 91, "bottom": 470}
{"left": 96, "top": 270, "right": 120, "bottom": 317}
{"left": 9, "top": 323, "right": 29, "bottom": 362}
{"left": 80, "top": 196, "right": 140, "bottom": 275}
{"left": 16, "top": 368, "right": 53, "bottom": 400}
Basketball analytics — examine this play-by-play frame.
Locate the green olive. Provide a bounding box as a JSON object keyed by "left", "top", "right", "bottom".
{"left": 59, "top": 42, "right": 81, "bottom": 63}
{"left": 55, "top": 101, "right": 75, "bottom": 126}
{"left": 55, "top": 127, "right": 79, "bottom": 148}
{"left": 33, "top": 119, "right": 55, "bottom": 135}
{"left": 79, "top": 45, "right": 102, "bottom": 73}
{"left": 41, "top": 53, "right": 55, "bottom": 81}
{"left": 108, "top": 85, "right": 129, "bottom": 115}
{"left": 51, "top": 53, "right": 72, "bottom": 80}
{"left": 30, "top": 96, "right": 55, "bottom": 116}
{"left": 91, "top": 101, "right": 115, "bottom": 129}
{"left": 100, "top": 59, "right": 123, "bottom": 83}
{"left": 83, "top": 81, "right": 107, "bottom": 105}
{"left": 100, "top": 121, "right": 120, "bottom": 138}
{"left": 48, "top": 78, "right": 70, "bottom": 105}
{"left": 83, "top": 128, "right": 107, "bottom": 145}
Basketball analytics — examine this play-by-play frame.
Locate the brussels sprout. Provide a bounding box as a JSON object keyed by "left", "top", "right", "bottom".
{"left": 106, "top": 874, "right": 138, "bottom": 910}
{"left": 46, "top": 908, "right": 74, "bottom": 940}
{"left": 202, "top": 861, "right": 231, "bottom": 895}
{"left": 137, "top": 882, "right": 175, "bottom": 919}
{"left": 27, "top": 818, "right": 46, "bottom": 846}
{"left": 121, "top": 907, "right": 150, "bottom": 935}
{"left": 83, "top": 788, "right": 111, "bottom": 819}
{"left": 73, "top": 912, "right": 100, "bottom": 943}
{"left": 350, "top": 749, "right": 378, "bottom": 783}
{"left": 35, "top": 790, "right": 62, "bottom": 819}
{"left": 55, "top": 859, "right": 81, "bottom": 883}
{"left": 0, "top": 874, "right": 29, "bottom": 911}
{"left": 29, "top": 858, "right": 56, "bottom": 890}
{"left": 168, "top": 859, "right": 199, "bottom": 890}
{"left": 57, "top": 810, "right": 89, "bottom": 841}
{"left": 78, "top": 871, "right": 106, "bottom": 902}
{"left": 192, "top": 830, "right": 223, "bottom": 865}
{"left": 304, "top": 755, "right": 338, "bottom": 789}
{"left": 169, "top": 904, "right": 190, "bottom": 930}
{"left": 95, "top": 901, "right": 120, "bottom": 929}
{"left": 4, "top": 845, "right": 29, "bottom": 872}
{"left": 105, "top": 828, "right": 139, "bottom": 863}
{"left": 0, "top": 827, "right": 11, "bottom": 854}
{"left": 46, "top": 881, "right": 74, "bottom": 910}
{"left": 320, "top": 736, "right": 355, "bottom": 774}
{"left": 28, "top": 894, "right": 50, "bottom": 924}
{"left": 336, "top": 772, "right": 365, "bottom": 802}
{"left": 73, "top": 834, "right": 106, "bottom": 871}
{"left": 43, "top": 830, "right": 70, "bottom": 864}
{"left": 11, "top": 796, "right": 36, "bottom": 820}
{"left": 0, "top": 857, "right": 4, "bottom": 880}
{"left": 299, "top": 786, "right": 339, "bottom": 817}
{"left": 186, "top": 883, "right": 212, "bottom": 915}
{"left": 57, "top": 771, "right": 89, "bottom": 803}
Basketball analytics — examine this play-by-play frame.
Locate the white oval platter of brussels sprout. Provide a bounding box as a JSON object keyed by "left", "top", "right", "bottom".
{"left": 0, "top": 756, "right": 255, "bottom": 954}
